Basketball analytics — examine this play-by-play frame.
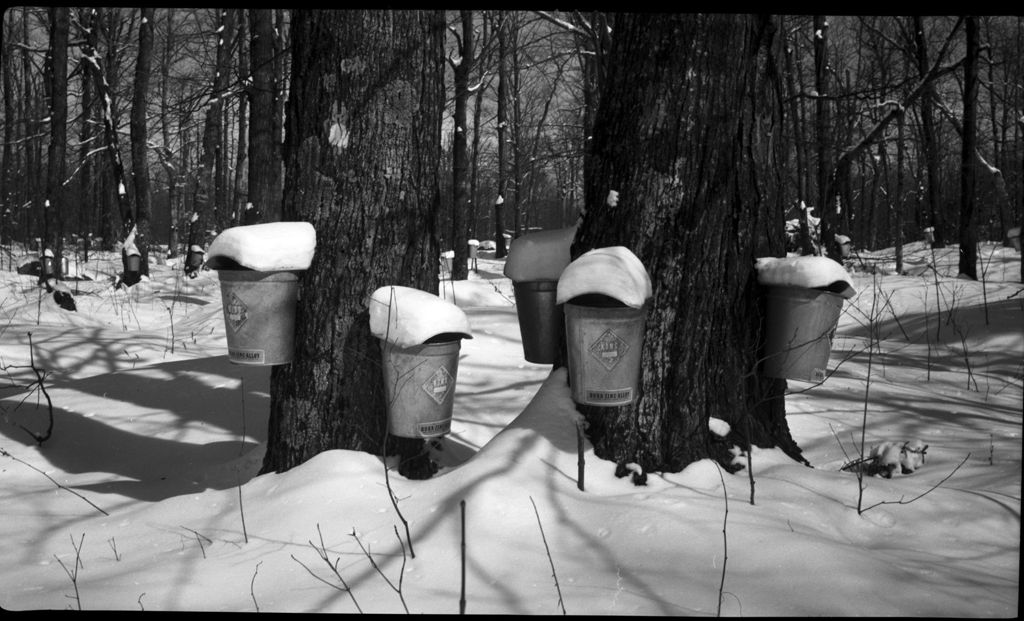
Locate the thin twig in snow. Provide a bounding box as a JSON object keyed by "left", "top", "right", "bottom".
{"left": 349, "top": 526, "right": 409, "bottom": 613}
{"left": 529, "top": 496, "right": 566, "bottom": 615}
{"left": 860, "top": 453, "right": 971, "bottom": 514}
{"left": 714, "top": 463, "right": 730, "bottom": 617}
{"left": 0, "top": 447, "right": 108, "bottom": 516}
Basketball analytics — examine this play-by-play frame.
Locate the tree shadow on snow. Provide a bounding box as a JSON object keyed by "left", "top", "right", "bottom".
{"left": 0, "top": 356, "right": 269, "bottom": 502}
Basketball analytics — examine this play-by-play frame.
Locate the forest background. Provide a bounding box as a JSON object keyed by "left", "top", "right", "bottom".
{"left": 0, "top": 10, "right": 1021, "bottom": 276}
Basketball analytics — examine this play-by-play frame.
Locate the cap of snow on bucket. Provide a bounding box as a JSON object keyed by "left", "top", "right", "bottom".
{"left": 557, "top": 246, "right": 652, "bottom": 407}
{"left": 755, "top": 255, "right": 855, "bottom": 383}
{"left": 503, "top": 226, "right": 577, "bottom": 364}
{"left": 208, "top": 222, "right": 316, "bottom": 366}
{"left": 369, "top": 286, "right": 472, "bottom": 439}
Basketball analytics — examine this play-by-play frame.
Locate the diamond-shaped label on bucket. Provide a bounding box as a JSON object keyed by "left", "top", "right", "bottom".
{"left": 225, "top": 291, "right": 248, "bottom": 332}
{"left": 422, "top": 366, "right": 454, "bottom": 405}
{"left": 589, "top": 329, "right": 629, "bottom": 371}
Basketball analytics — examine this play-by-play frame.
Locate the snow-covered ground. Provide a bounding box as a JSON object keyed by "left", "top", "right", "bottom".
{"left": 0, "top": 240, "right": 1020, "bottom": 615}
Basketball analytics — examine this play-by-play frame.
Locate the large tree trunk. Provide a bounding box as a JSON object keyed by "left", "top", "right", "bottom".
{"left": 572, "top": 14, "right": 802, "bottom": 481}
{"left": 958, "top": 16, "right": 979, "bottom": 279}
{"left": 129, "top": 7, "right": 155, "bottom": 278}
{"left": 262, "top": 10, "right": 445, "bottom": 477}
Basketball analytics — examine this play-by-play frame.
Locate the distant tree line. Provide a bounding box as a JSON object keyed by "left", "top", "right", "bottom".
{"left": 1, "top": 11, "right": 1021, "bottom": 279}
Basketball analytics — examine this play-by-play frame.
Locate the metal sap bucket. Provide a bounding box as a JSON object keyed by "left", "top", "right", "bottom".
{"left": 381, "top": 339, "right": 461, "bottom": 438}
{"left": 762, "top": 285, "right": 844, "bottom": 383}
{"left": 217, "top": 269, "right": 299, "bottom": 365}
{"left": 513, "top": 280, "right": 562, "bottom": 364}
{"left": 564, "top": 296, "right": 646, "bottom": 407}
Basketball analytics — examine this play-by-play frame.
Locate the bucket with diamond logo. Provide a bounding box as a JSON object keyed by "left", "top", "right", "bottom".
{"left": 380, "top": 338, "right": 462, "bottom": 438}
{"left": 564, "top": 296, "right": 646, "bottom": 406}
{"left": 216, "top": 269, "right": 299, "bottom": 365}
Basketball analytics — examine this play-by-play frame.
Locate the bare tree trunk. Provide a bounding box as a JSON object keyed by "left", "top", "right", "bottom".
{"left": 78, "top": 8, "right": 132, "bottom": 249}
{"left": 247, "top": 8, "right": 277, "bottom": 222}
{"left": 233, "top": 11, "right": 249, "bottom": 225}
{"left": 450, "top": 10, "right": 473, "bottom": 280}
{"left": 1, "top": 15, "right": 15, "bottom": 247}
{"left": 24, "top": 9, "right": 42, "bottom": 246}
{"left": 158, "top": 10, "right": 181, "bottom": 256}
{"left": 198, "top": 9, "right": 236, "bottom": 240}
{"left": 45, "top": 7, "right": 69, "bottom": 277}
{"left": 814, "top": 15, "right": 836, "bottom": 258}
{"left": 895, "top": 109, "right": 906, "bottom": 274}
{"left": 129, "top": 7, "right": 155, "bottom": 278}
{"left": 958, "top": 16, "right": 979, "bottom": 279}
{"left": 263, "top": 10, "right": 445, "bottom": 477}
{"left": 914, "top": 16, "right": 946, "bottom": 248}
{"left": 493, "top": 11, "right": 508, "bottom": 258}
{"left": 573, "top": 14, "right": 802, "bottom": 478}
{"left": 468, "top": 17, "right": 489, "bottom": 241}
{"left": 783, "top": 19, "right": 814, "bottom": 255}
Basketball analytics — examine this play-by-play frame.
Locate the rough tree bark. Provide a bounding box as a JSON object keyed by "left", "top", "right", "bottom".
{"left": 571, "top": 14, "right": 804, "bottom": 481}
{"left": 262, "top": 10, "right": 445, "bottom": 477}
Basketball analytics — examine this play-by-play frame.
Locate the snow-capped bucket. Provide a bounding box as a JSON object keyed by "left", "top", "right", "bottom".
{"left": 755, "top": 256, "right": 856, "bottom": 383}
{"left": 185, "top": 245, "right": 205, "bottom": 277}
{"left": 504, "top": 226, "right": 577, "bottom": 364}
{"left": 216, "top": 268, "right": 299, "bottom": 365}
{"left": 380, "top": 338, "right": 462, "bottom": 438}
{"left": 207, "top": 222, "right": 317, "bottom": 366}
{"left": 835, "top": 234, "right": 852, "bottom": 258}
{"left": 762, "top": 286, "right": 844, "bottom": 382}
{"left": 557, "top": 247, "right": 652, "bottom": 407}
{"left": 1007, "top": 226, "right": 1020, "bottom": 252}
{"left": 368, "top": 285, "right": 473, "bottom": 439}
{"left": 513, "top": 280, "right": 562, "bottom": 363}
{"left": 126, "top": 250, "right": 141, "bottom": 273}
{"left": 40, "top": 249, "right": 55, "bottom": 277}
{"left": 923, "top": 226, "right": 935, "bottom": 244}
